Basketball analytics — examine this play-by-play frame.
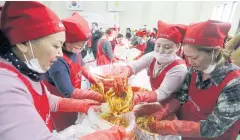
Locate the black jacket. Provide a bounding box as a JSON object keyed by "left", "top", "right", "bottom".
{"left": 91, "top": 30, "right": 103, "bottom": 52}
{"left": 144, "top": 38, "right": 155, "bottom": 54}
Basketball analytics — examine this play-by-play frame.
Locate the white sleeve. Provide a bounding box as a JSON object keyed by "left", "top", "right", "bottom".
{"left": 45, "top": 86, "right": 60, "bottom": 112}
{"left": 155, "top": 64, "right": 188, "bottom": 102}
{"left": 129, "top": 52, "right": 155, "bottom": 74}
{"left": 0, "top": 74, "right": 61, "bottom": 140}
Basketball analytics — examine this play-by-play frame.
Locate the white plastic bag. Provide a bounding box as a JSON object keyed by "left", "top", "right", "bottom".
{"left": 87, "top": 104, "right": 136, "bottom": 133}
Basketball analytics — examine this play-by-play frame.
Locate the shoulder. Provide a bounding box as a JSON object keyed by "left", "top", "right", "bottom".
{"left": 222, "top": 71, "right": 240, "bottom": 92}
{"left": 217, "top": 76, "right": 240, "bottom": 115}
{"left": 48, "top": 58, "right": 69, "bottom": 73}
{"left": 0, "top": 68, "right": 33, "bottom": 103}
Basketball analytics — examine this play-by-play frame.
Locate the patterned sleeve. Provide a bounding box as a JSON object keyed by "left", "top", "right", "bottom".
{"left": 200, "top": 77, "right": 240, "bottom": 138}
{"left": 175, "top": 69, "right": 192, "bottom": 104}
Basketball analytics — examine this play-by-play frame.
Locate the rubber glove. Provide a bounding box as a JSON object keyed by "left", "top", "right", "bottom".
{"left": 152, "top": 98, "right": 180, "bottom": 121}
{"left": 123, "top": 66, "right": 134, "bottom": 78}
{"left": 133, "top": 102, "right": 163, "bottom": 117}
{"left": 133, "top": 91, "right": 157, "bottom": 105}
{"left": 149, "top": 120, "right": 201, "bottom": 138}
{"left": 57, "top": 98, "right": 101, "bottom": 113}
{"left": 80, "top": 126, "right": 127, "bottom": 140}
{"left": 72, "top": 88, "right": 104, "bottom": 102}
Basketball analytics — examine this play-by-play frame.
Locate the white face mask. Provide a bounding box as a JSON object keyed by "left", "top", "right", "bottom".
{"left": 23, "top": 41, "right": 45, "bottom": 73}
{"left": 203, "top": 50, "right": 216, "bottom": 74}
{"left": 154, "top": 52, "right": 175, "bottom": 64}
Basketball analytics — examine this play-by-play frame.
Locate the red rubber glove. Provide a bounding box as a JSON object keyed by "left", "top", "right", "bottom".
{"left": 71, "top": 89, "right": 104, "bottom": 102}
{"left": 152, "top": 98, "right": 180, "bottom": 121}
{"left": 133, "top": 102, "right": 163, "bottom": 117}
{"left": 133, "top": 91, "right": 157, "bottom": 105}
{"left": 57, "top": 98, "right": 101, "bottom": 113}
{"left": 80, "top": 126, "right": 127, "bottom": 140}
{"left": 149, "top": 120, "right": 201, "bottom": 138}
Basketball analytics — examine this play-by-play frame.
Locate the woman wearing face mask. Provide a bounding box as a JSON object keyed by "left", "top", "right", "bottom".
{"left": 134, "top": 20, "right": 240, "bottom": 140}
{"left": 44, "top": 13, "right": 107, "bottom": 132}
{"left": 122, "top": 20, "right": 188, "bottom": 105}
{"left": 0, "top": 1, "right": 104, "bottom": 139}
{"left": 96, "top": 28, "right": 119, "bottom": 66}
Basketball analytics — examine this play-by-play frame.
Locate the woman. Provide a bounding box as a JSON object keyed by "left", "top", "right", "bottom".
{"left": 134, "top": 20, "right": 240, "bottom": 140}
{"left": 129, "top": 31, "right": 148, "bottom": 60}
{"left": 0, "top": 2, "right": 125, "bottom": 140}
{"left": 123, "top": 20, "right": 188, "bottom": 105}
{"left": 96, "top": 28, "right": 118, "bottom": 66}
{"left": 44, "top": 13, "right": 106, "bottom": 132}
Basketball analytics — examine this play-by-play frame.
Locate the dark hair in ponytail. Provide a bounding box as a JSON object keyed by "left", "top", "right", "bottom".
{"left": 0, "top": 30, "right": 12, "bottom": 54}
